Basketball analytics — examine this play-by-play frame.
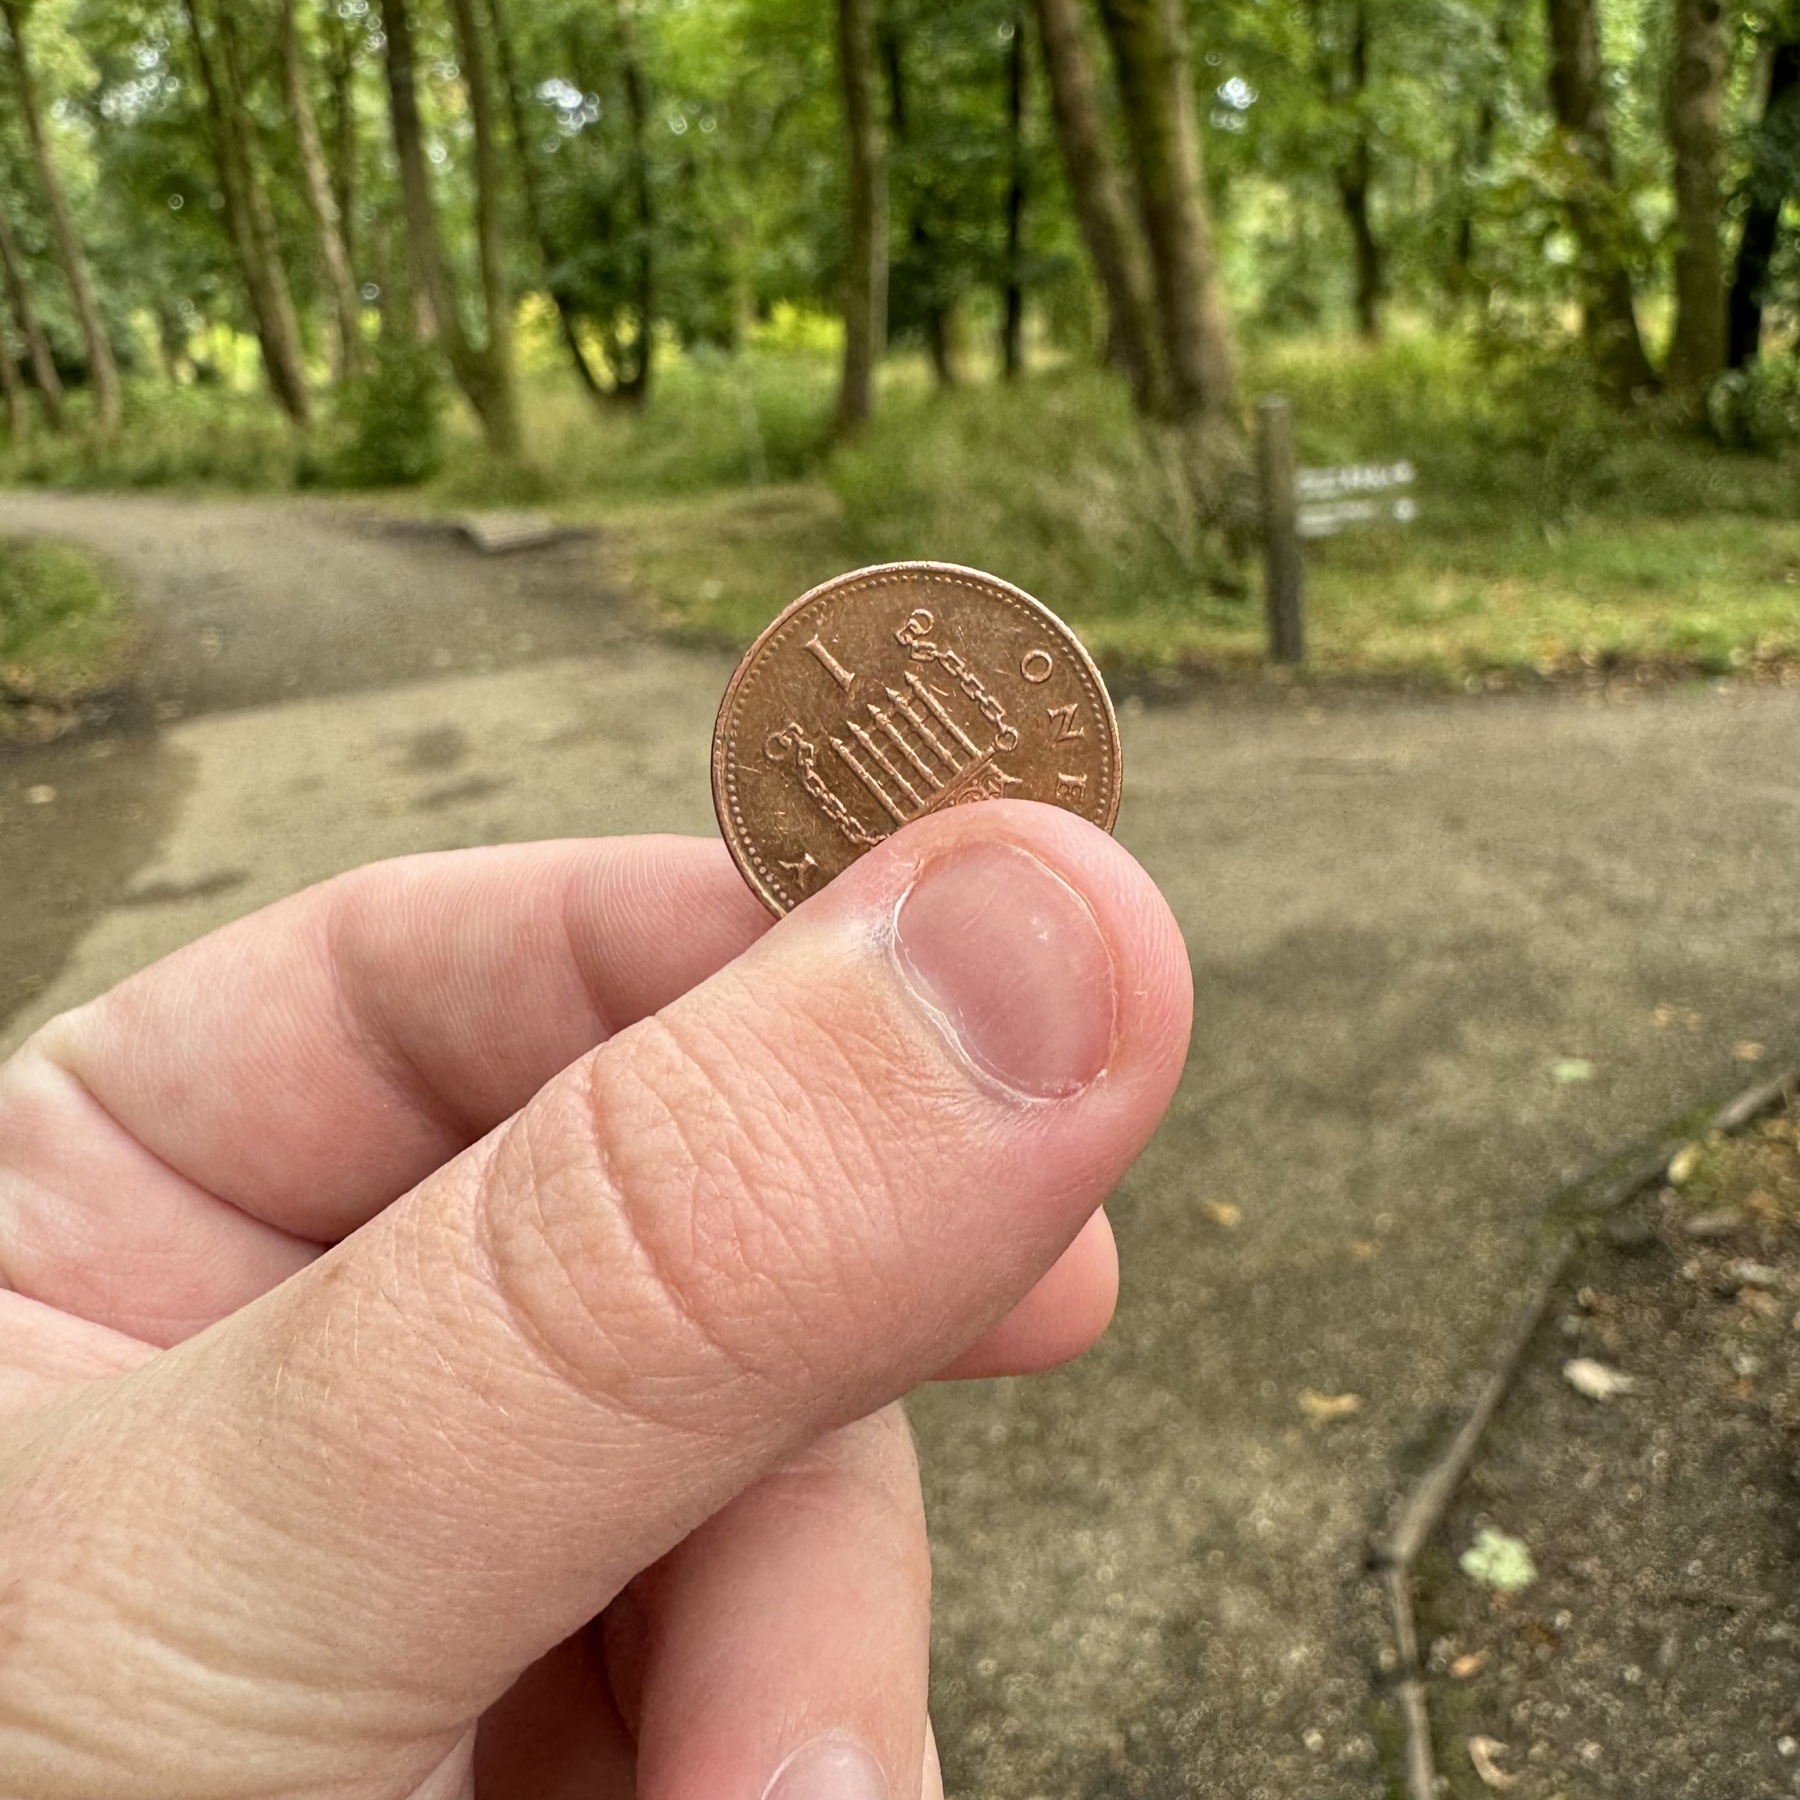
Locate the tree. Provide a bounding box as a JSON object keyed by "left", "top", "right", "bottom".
{"left": 1032, "top": 0, "right": 1162, "bottom": 412}
{"left": 184, "top": 0, "right": 313, "bottom": 426}
{"left": 280, "top": 0, "right": 361, "bottom": 383}
{"left": 0, "top": 189, "right": 62, "bottom": 428}
{"left": 1311, "top": 0, "right": 1381, "bottom": 339}
{"left": 1727, "top": 16, "right": 1800, "bottom": 367}
{"left": 835, "top": 0, "right": 887, "bottom": 429}
{"left": 1094, "top": 0, "right": 1247, "bottom": 537}
{"left": 377, "top": 0, "right": 521, "bottom": 454}
{"left": 0, "top": 0, "right": 121, "bottom": 434}
{"left": 486, "top": 0, "right": 607, "bottom": 401}
{"left": 1542, "top": 0, "right": 1656, "bottom": 399}
{"left": 1000, "top": 2, "right": 1029, "bottom": 378}
{"left": 0, "top": 303, "right": 27, "bottom": 438}
{"left": 1663, "top": 0, "right": 1729, "bottom": 402}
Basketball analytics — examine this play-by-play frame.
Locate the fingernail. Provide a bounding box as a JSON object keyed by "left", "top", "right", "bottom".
{"left": 763, "top": 1733, "right": 889, "bottom": 1800}
{"left": 895, "top": 840, "right": 1115, "bottom": 1099}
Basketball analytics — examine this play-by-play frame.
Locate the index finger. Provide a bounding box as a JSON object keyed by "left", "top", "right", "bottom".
{"left": 8, "top": 837, "right": 772, "bottom": 1246}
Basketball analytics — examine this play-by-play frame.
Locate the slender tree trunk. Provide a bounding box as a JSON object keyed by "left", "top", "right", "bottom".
{"left": 1664, "top": 0, "right": 1730, "bottom": 401}
{"left": 0, "top": 0, "right": 120, "bottom": 434}
{"left": 1001, "top": 2, "right": 1028, "bottom": 379}
{"left": 321, "top": 1, "right": 358, "bottom": 274}
{"left": 613, "top": 0, "right": 655, "bottom": 404}
{"left": 0, "top": 322, "right": 27, "bottom": 440}
{"left": 281, "top": 0, "right": 361, "bottom": 383}
{"left": 184, "top": 0, "right": 313, "bottom": 425}
{"left": 0, "top": 191, "right": 62, "bottom": 427}
{"left": 835, "top": 0, "right": 887, "bottom": 431}
{"left": 486, "top": 0, "right": 606, "bottom": 402}
{"left": 1095, "top": 0, "right": 1248, "bottom": 545}
{"left": 882, "top": 23, "right": 957, "bottom": 389}
{"left": 1543, "top": 0, "right": 1657, "bottom": 399}
{"left": 1329, "top": 1, "right": 1382, "bottom": 340}
{"left": 377, "top": 0, "right": 520, "bottom": 453}
{"left": 1032, "top": 0, "right": 1162, "bottom": 413}
{"left": 1449, "top": 2, "right": 1514, "bottom": 300}
{"left": 1727, "top": 28, "right": 1800, "bottom": 367}
{"left": 446, "top": 0, "right": 521, "bottom": 447}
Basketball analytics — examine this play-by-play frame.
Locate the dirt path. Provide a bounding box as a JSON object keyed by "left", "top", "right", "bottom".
{"left": 3, "top": 490, "right": 1798, "bottom": 1797}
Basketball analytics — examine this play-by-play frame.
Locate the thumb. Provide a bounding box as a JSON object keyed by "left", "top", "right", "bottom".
{"left": 4, "top": 803, "right": 1190, "bottom": 1795}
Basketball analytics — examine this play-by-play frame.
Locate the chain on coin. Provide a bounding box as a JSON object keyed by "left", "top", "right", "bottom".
{"left": 711, "top": 562, "right": 1122, "bottom": 915}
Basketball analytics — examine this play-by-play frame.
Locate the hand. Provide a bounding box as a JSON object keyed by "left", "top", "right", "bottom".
{"left": 0, "top": 801, "right": 1190, "bottom": 1800}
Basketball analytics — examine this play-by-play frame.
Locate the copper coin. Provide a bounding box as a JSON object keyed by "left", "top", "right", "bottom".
{"left": 712, "top": 561, "right": 1122, "bottom": 915}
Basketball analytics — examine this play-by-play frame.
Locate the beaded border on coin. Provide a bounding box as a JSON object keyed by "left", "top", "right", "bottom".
{"left": 711, "top": 561, "right": 1122, "bottom": 915}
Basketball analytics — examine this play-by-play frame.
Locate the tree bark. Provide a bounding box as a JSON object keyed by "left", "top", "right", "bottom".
{"left": 0, "top": 0, "right": 120, "bottom": 435}
{"left": 1094, "top": 0, "right": 1239, "bottom": 421}
{"left": 1727, "top": 27, "right": 1800, "bottom": 367}
{"left": 1032, "top": 0, "right": 1162, "bottom": 413}
{"left": 1449, "top": 2, "right": 1515, "bottom": 301}
{"left": 0, "top": 316, "right": 28, "bottom": 440}
{"left": 1001, "top": 2, "right": 1028, "bottom": 379}
{"left": 611, "top": 0, "right": 655, "bottom": 404}
{"left": 320, "top": 0, "right": 359, "bottom": 274}
{"left": 882, "top": 22, "right": 958, "bottom": 390}
{"left": 0, "top": 191, "right": 62, "bottom": 427}
{"left": 377, "top": 0, "right": 521, "bottom": 453}
{"left": 1664, "top": 0, "right": 1730, "bottom": 400}
{"left": 1543, "top": 0, "right": 1657, "bottom": 399}
{"left": 835, "top": 0, "right": 887, "bottom": 430}
{"left": 1328, "top": 1, "right": 1382, "bottom": 340}
{"left": 1095, "top": 0, "right": 1248, "bottom": 548}
{"left": 280, "top": 0, "right": 361, "bottom": 383}
{"left": 486, "top": 0, "right": 607, "bottom": 402}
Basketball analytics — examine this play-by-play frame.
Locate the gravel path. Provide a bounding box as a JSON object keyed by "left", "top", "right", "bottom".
{"left": 3, "top": 489, "right": 1798, "bottom": 1797}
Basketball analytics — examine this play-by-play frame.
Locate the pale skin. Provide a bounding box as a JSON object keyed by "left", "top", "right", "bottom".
{"left": 0, "top": 800, "right": 1192, "bottom": 1800}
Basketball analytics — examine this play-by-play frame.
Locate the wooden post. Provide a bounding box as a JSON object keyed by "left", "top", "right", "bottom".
{"left": 1257, "top": 395, "right": 1305, "bottom": 665}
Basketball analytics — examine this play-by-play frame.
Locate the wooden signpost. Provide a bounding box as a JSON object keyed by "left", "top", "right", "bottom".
{"left": 1255, "top": 397, "right": 1417, "bottom": 665}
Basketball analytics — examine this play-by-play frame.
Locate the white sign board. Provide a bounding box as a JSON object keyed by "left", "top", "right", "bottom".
{"left": 1297, "top": 460, "right": 1417, "bottom": 539}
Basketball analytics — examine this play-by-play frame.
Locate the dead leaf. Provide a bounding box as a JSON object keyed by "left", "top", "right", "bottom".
{"left": 1563, "top": 1358, "right": 1637, "bottom": 1402}
{"left": 23, "top": 784, "right": 54, "bottom": 806}
{"left": 1747, "top": 1189, "right": 1783, "bottom": 1222}
{"left": 1735, "top": 1041, "right": 1767, "bottom": 1063}
{"left": 1468, "top": 1735, "right": 1518, "bottom": 1790}
{"left": 1201, "top": 1201, "right": 1242, "bottom": 1229}
{"left": 1667, "top": 1141, "right": 1704, "bottom": 1185}
{"left": 1349, "top": 1239, "right": 1377, "bottom": 1261}
{"left": 1450, "top": 1650, "right": 1489, "bottom": 1679}
{"left": 1297, "top": 1390, "right": 1361, "bottom": 1424}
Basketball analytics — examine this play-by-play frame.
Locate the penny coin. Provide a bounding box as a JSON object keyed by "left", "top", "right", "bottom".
{"left": 712, "top": 561, "right": 1122, "bottom": 915}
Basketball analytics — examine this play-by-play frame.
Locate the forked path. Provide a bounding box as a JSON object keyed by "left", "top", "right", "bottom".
{"left": 3, "top": 490, "right": 1798, "bottom": 1796}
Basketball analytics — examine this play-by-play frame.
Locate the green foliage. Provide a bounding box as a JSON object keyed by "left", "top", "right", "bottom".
{"left": 324, "top": 338, "right": 445, "bottom": 489}
{"left": 1708, "top": 358, "right": 1800, "bottom": 454}
{"left": 0, "top": 383, "right": 302, "bottom": 489}
{"left": 0, "top": 536, "right": 124, "bottom": 702}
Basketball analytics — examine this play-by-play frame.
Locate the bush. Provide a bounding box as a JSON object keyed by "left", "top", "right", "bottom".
{"left": 1708, "top": 359, "right": 1800, "bottom": 456}
{"left": 0, "top": 538, "right": 124, "bottom": 703}
{"left": 324, "top": 339, "right": 445, "bottom": 487}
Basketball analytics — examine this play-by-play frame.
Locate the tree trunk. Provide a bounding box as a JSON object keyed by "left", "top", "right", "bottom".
{"left": 280, "top": 0, "right": 361, "bottom": 383}
{"left": 1543, "top": 0, "right": 1657, "bottom": 399}
{"left": 1032, "top": 0, "right": 1162, "bottom": 413}
{"left": 1094, "top": 0, "right": 1238, "bottom": 420}
{"left": 486, "top": 0, "right": 607, "bottom": 402}
{"left": 0, "top": 320, "right": 28, "bottom": 441}
{"left": 186, "top": 0, "right": 314, "bottom": 425}
{"left": 1095, "top": 0, "right": 1248, "bottom": 546}
{"left": 0, "top": 192, "right": 63, "bottom": 427}
{"left": 1001, "top": 1, "right": 1028, "bottom": 379}
{"left": 1328, "top": 1, "right": 1382, "bottom": 340}
{"left": 612, "top": 0, "right": 655, "bottom": 405}
{"left": 377, "top": 0, "right": 520, "bottom": 454}
{"left": 321, "top": 0, "right": 359, "bottom": 274}
{"left": 1448, "top": 2, "right": 1514, "bottom": 301}
{"left": 0, "top": 0, "right": 120, "bottom": 435}
{"left": 882, "top": 22, "right": 957, "bottom": 390}
{"left": 835, "top": 0, "right": 887, "bottom": 431}
{"left": 1727, "top": 28, "right": 1800, "bottom": 367}
{"left": 1664, "top": 0, "right": 1730, "bottom": 401}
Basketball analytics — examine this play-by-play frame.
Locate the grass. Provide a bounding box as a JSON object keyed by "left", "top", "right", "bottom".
{"left": 3, "top": 328, "right": 1797, "bottom": 688}
{"left": 0, "top": 537, "right": 129, "bottom": 733}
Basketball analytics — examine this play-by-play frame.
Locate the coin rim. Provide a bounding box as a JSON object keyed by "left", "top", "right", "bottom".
{"left": 711, "top": 560, "right": 1123, "bottom": 916}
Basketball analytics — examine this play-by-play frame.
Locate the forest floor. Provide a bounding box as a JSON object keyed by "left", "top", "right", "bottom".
{"left": 2, "top": 489, "right": 1799, "bottom": 1798}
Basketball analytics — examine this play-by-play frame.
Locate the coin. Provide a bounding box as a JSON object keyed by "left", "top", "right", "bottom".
{"left": 712, "top": 562, "right": 1122, "bottom": 915}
